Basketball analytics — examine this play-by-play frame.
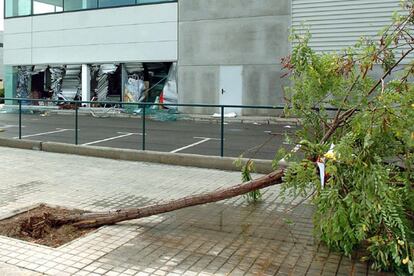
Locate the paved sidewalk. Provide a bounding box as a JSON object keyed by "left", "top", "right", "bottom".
{"left": 0, "top": 262, "right": 41, "bottom": 275}
{"left": 0, "top": 147, "right": 392, "bottom": 275}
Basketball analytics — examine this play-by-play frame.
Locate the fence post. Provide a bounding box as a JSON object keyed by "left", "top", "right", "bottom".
{"left": 18, "top": 99, "right": 22, "bottom": 140}
{"left": 142, "top": 105, "right": 146, "bottom": 151}
{"left": 75, "top": 103, "right": 79, "bottom": 145}
{"left": 220, "top": 106, "right": 224, "bottom": 157}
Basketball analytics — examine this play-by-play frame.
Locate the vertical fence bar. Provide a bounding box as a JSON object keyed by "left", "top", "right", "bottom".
{"left": 75, "top": 103, "right": 79, "bottom": 145}
{"left": 142, "top": 105, "right": 146, "bottom": 151}
{"left": 220, "top": 106, "right": 224, "bottom": 157}
{"left": 18, "top": 99, "right": 22, "bottom": 140}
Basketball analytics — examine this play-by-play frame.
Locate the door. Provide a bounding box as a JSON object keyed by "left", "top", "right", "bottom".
{"left": 219, "top": 66, "right": 243, "bottom": 115}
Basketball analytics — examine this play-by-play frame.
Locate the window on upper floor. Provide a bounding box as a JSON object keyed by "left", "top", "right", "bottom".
{"left": 33, "top": 0, "right": 63, "bottom": 14}
{"left": 5, "top": 0, "right": 176, "bottom": 18}
{"left": 138, "top": 0, "right": 174, "bottom": 4}
{"left": 5, "top": 0, "right": 31, "bottom": 17}
{"left": 64, "top": 0, "right": 98, "bottom": 11}
{"left": 98, "top": 0, "right": 135, "bottom": 8}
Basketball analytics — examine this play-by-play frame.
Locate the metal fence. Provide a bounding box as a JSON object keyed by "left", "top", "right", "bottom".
{"left": 1, "top": 98, "right": 286, "bottom": 157}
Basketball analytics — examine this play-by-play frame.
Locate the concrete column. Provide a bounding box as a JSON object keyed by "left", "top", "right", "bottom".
{"left": 81, "top": 64, "right": 91, "bottom": 106}
{"left": 4, "top": 66, "right": 17, "bottom": 105}
{"left": 121, "top": 63, "right": 126, "bottom": 103}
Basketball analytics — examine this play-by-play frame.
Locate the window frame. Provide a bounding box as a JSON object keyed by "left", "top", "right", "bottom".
{"left": 62, "top": 0, "right": 98, "bottom": 12}
{"left": 32, "top": 0, "right": 64, "bottom": 15}
{"left": 5, "top": 0, "right": 32, "bottom": 18}
{"left": 4, "top": 0, "right": 177, "bottom": 19}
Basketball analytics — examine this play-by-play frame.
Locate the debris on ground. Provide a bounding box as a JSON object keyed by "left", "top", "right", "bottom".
{"left": 125, "top": 106, "right": 182, "bottom": 121}
{"left": 212, "top": 112, "right": 237, "bottom": 118}
{"left": 0, "top": 204, "right": 96, "bottom": 248}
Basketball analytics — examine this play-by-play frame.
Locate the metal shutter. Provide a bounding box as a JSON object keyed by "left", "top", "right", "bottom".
{"left": 292, "top": 0, "right": 402, "bottom": 53}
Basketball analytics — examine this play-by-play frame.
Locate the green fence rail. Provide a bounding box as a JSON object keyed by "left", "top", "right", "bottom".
{"left": 1, "top": 98, "right": 291, "bottom": 157}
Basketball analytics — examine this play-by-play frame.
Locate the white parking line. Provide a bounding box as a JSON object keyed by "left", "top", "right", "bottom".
{"left": 14, "top": 128, "right": 72, "bottom": 139}
{"left": 170, "top": 137, "right": 220, "bottom": 153}
{"left": 82, "top": 132, "right": 142, "bottom": 146}
{"left": 0, "top": 125, "right": 25, "bottom": 129}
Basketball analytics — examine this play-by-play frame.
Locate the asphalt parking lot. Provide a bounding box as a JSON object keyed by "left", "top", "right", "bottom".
{"left": 0, "top": 112, "right": 296, "bottom": 160}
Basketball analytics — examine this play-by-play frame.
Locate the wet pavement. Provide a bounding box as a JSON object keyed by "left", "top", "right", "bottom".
{"left": 0, "top": 146, "right": 393, "bottom": 275}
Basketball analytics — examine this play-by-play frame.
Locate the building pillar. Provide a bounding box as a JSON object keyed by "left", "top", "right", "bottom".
{"left": 4, "top": 66, "right": 17, "bottom": 105}
{"left": 121, "top": 63, "right": 126, "bottom": 102}
{"left": 81, "top": 64, "right": 91, "bottom": 106}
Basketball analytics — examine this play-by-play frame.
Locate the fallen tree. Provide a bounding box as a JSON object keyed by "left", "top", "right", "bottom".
{"left": 53, "top": 170, "right": 285, "bottom": 228}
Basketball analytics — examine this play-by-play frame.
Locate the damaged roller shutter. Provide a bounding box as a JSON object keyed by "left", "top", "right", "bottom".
{"left": 16, "top": 66, "right": 32, "bottom": 102}
{"left": 49, "top": 67, "right": 65, "bottom": 101}
{"left": 95, "top": 64, "right": 118, "bottom": 102}
{"left": 61, "top": 65, "right": 81, "bottom": 101}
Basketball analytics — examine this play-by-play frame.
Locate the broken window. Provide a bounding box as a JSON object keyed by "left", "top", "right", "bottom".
{"left": 123, "top": 63, "right": 146, "bottom": 103}
{"left": 123, "top": 62, "right": 175, "bottom": 104}
{"left": 13, "top": 62, "right": 175, "bottom": 106}
{"left": 160, "top": 62, "right": 178, "bottom": 108}
{"left": 31, "top": 65, "right": 49, "bottom": 104}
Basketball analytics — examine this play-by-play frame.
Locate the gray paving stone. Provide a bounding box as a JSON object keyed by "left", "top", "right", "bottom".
{"left": 0, "top": 147, "right": 393, "bottom": 275}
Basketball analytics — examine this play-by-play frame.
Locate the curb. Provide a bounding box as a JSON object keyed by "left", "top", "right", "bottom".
{"left": 0, "top": 138, "right": 42, "bottom": 150}
{"left": 0, "top": 138, "right": 274, "bottom": 174}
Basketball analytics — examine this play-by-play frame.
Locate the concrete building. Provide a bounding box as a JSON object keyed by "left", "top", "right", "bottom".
{"left": 178, "top": 0, "right": 290, "bottom": 115}
{"left": 0, "top": 32, "right": 4, "bottom": 83}
{"left": 2, "top": 0, "right": 402, "bottom": 114}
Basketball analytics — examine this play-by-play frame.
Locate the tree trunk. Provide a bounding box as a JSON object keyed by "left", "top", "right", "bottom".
{"left": 55, "top": 169, "right": 285, "bottom": 229}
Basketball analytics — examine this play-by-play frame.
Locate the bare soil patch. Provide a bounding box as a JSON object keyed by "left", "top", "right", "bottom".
{"left": 0, "top": 204, "right": 96, "bottom": 247}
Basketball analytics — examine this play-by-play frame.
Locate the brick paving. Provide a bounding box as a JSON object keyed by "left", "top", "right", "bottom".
{"left": 0, "top": 146, "right": 393, "bottom": 275}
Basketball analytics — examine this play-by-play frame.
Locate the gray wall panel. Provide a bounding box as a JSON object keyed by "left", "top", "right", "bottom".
{"left": 242, "top": 64, "right": 287, "bottom": 115}
{"left": 31, "top": 41, "right": 177, "bottom": 65}
{"left": 4, "top": 33, "right": 32, "bottom": 49}
{"left": 32, "top": 4, "right": 178, "bottom": 32}
{"left": 179, "top": 0, "right": 290, "bottom": 21}
{"left": 0, "top": 32, "right": 3, "bottom": 80}
{"left": 3, "top": 49, "right": 32, "bottom": 65}
{"left": 4, "top": 17, "right": 32, "bottom": 34}
{"left": 32, "top": 22, "right": 177, "bottom": 48}
{"left": 178, "top": 0, "right": 291, "bottom": 110}
{"left": 179, "top": 16, "right": 290, "bottom": 66}
{"left": 178, "top": 65, "right": 219, "bottom": 114}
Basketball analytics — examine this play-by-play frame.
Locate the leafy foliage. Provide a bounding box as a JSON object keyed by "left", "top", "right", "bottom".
{"left": 274, "top": 1, "right": 414, "bottom": 274}
{"left": 235, "top": 159, "right": 262, "bottom": 202}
